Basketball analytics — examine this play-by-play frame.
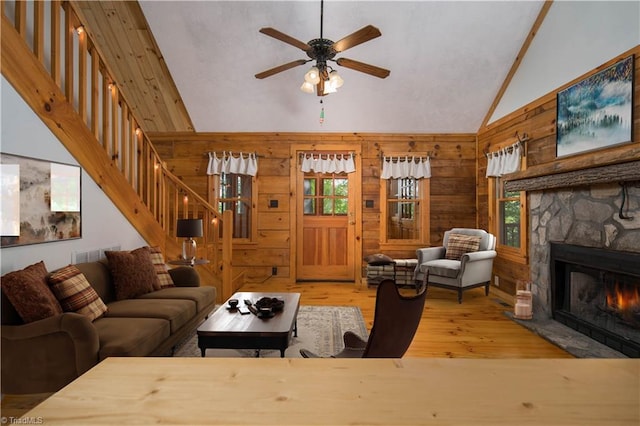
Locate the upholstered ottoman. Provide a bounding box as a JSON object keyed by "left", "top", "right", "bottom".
{"left": 394, "top": 259, "right": 419, "bottom": 287}
{"left": 364, "top": 254, "right": 419, "bottom": 288}
{"left": 364, "top": 254, "right": 395, "bottom": 286}
{"left": 366, "top": 264, "right": 395, "bottom": 286}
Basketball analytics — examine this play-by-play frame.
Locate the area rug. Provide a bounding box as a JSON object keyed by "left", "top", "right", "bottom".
{"left": 174, "top": 305, "right": 368, "bottom": 358}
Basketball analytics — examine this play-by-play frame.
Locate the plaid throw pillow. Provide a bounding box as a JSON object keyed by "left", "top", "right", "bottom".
{"left": 148, "top": 246, "right": 175, "bottom": 290}
{"left": 445, "top": 234, "right": 481, "bottom": 260}
{"left": 48, "top": 265, "right": 108, "bottom": 321}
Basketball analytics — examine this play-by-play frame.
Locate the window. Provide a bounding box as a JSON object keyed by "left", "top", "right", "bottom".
{"left": 303, "top": 176, "right": 348, "bottom": 216}
{"left": 493, "top": 177, "right": 527, "bottom": 259}
{"left": 381, "top": 177, "right": 429, "bottom": 243}
{"left": 215, "top": 173, "right": 254, "bottom": 240}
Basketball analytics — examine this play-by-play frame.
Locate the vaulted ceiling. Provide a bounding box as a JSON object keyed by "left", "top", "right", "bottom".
{"left": 74, "top": 1, "right": 545, "bottom": 134}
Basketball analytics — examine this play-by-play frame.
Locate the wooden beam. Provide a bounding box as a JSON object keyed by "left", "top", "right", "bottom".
{"left": 504, "top": 143, "right": 640, "bottom": 182}
{"left": 505, "top": 160, "right": 640, "bottom": 191}
{"left": 479, "top": 1, "right": 553, "bottom": 130}
{"left": 221, "top": 209, "right": 234, "bottom": 300}
{"left": 483, "top": 46, "right": 639, "bottom": 133}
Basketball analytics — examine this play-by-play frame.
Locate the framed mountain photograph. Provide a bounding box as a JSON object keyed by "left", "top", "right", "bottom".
{"left": 556, "top": 55, "right": 634, "bottom": 158}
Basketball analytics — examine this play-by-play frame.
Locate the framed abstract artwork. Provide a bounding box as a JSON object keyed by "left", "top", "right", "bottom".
{"left": 1, "top": 153, "right": 82, "bottom": 247}
{"left": 556, "top": 55, "right": 634, "bottom": 157}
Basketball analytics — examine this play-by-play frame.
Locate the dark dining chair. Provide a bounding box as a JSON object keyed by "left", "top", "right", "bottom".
{"left": 300, "top": 277, "right": 427, "bottom": 358}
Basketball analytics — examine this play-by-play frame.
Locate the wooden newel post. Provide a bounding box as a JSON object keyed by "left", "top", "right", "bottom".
{"left": 221, "top": 209, "right": 233, "bottom": 301}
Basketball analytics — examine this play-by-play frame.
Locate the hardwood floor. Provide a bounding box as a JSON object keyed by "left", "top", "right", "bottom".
{"left": 1, "top": 279, "right": 571, "bottom": 418}
{"left": 239, "top": 279, "right": 573, "bottom": 358}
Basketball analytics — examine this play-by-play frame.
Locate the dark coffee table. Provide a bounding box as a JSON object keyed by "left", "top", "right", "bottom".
{"left": 197, "top": 291, "right": 300, "bottom": 357}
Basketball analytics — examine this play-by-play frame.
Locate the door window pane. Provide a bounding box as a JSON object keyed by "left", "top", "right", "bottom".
{"left": 322, "top": 179, "right": 333, "bottom": 196}
{"left": 304, "top": 178, "right": 316, "bottom": 196}
{"left": 323, "top": 198, "right": 334, "bottom": 215}
{"left": 334, "top": 198, "right": 348, "bottom": 214}
{"left": 334, "top": 178, "right": 348, "bottom": 196}
{"left": 304, "top": 175, "right": 348, "bottom": 216}
{"left": 304, "top": 199, "right": 316, "bottom": 215}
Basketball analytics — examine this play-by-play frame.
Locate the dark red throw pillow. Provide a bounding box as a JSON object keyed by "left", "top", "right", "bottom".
{"left": 0, "top": 261, "right": 63, "bottom": 323}
{"left": 105, "top": 247, "right": 159, "bottom": 300}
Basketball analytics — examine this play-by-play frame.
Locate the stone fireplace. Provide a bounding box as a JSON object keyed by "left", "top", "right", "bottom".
{"left": 528, "top": 182, "right": 640, "bottom": 356}
{"left": 550, "top": 242, "right": 639, "bottom": 357}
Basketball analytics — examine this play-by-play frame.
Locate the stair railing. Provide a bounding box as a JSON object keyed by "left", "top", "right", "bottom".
{"left": 1, "top": 0, "right": 233, "bottom": 297}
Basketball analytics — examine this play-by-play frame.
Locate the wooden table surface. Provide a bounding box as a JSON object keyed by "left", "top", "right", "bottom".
{"left": 22, "top": 358, "right": 639, "bottom": 425}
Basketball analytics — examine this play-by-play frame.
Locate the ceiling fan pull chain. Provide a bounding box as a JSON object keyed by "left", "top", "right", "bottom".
{"left": 319, "top": 99, "right": 325, "bottom": 125}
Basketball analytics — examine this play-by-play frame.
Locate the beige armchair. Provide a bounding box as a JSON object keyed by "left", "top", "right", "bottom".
{"left": 415, "top": 228, "right": 496, "bottom": 303}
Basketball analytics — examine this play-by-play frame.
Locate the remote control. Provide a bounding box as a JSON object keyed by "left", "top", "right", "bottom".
{"left": 244, "top": 299, "right": 252, "bottom": 305}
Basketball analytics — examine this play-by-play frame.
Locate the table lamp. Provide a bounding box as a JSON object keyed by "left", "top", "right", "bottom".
{"left": 176, "top": 218, "right": 203, "bottom": 264}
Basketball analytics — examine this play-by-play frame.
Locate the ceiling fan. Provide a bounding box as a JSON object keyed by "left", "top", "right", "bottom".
{"left": 255, "top": 0, "right": 390, "bottom": 96}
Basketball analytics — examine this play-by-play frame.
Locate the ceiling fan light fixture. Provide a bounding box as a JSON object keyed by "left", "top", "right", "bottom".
{"left": 329, "top": 70, "right": 344, "bottom": 88}
{"left": 300, "top": 81, "right": 315, "bottom": 94}
{"left": 304, "top": 66, "right": 321, "bottom": 85}
{"left": 256, "top": 0, "right": 389, "bottom": 97}
{"left": 323, "top": 78, "right": 338, "bottom": 95}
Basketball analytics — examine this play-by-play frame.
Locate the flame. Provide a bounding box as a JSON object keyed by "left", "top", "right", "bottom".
{"left": 606, "top": 281, "right": 640, "bottom": 313}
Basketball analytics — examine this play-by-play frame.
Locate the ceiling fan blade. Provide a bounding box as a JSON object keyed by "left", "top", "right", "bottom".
{"left": 259, "top": 27, "right": 310, "bottom": 52}
{"left": 255, "top": 59, "right": 308, "bottom": 79}
{"left": 332, "top": 25, "right": 381, "bottom": 53}
{"left": 336, "top": 58, "right": 390, "bottom": 79}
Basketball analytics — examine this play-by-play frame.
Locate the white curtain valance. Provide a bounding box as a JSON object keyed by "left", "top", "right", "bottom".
{"left": 207, "top": 151, "right": 257, "bottom": 176}
{"left": 380, "top": 156, "right": 431, "bottom": 179}
{"left": 485, "top": 142, "right": 521, "bottom": 177}
{"left": 300, "top": 153, "right": 356, "bottom": 174}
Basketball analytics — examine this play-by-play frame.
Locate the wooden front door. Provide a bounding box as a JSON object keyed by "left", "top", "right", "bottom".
{"left": 296, "top": 171, "right": 355, "bottom": 281}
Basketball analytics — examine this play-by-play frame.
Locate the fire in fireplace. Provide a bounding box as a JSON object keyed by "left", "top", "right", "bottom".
{"left": 551, "top": 243, "right": 640, "bottom": 358}
{"left": 605, "top": 278, "right": 640, "bottom": 327}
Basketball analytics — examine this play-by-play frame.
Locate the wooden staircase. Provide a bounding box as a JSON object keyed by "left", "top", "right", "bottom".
{"left": 1, "top": 0, "right": 239, "bottom": 301}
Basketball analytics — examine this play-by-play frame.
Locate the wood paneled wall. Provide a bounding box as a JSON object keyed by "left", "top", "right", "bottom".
{"left": 151, "top": 133, "right": 477, "bottom": 283}
{"left": 477, "top": 46, "right": 640, "bottom": 296}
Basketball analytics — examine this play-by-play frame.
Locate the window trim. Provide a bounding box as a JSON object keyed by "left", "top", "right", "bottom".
{"left": 489, "top": 176, "right": 528, "bottom": 264}
{"left": 380, "top": 174, "right": 430, "bottom": 245}
{"left": 208, "top": 173, "right": 257, "bottom": 242}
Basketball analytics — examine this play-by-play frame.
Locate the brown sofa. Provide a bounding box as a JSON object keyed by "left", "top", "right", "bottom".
{"left": 1, "top": 260, "right": 216, "bottom": 394}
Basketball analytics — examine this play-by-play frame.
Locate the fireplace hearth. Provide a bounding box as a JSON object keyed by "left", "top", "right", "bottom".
{"left": 551, "top": 243, "right": 640, "bottom": 357}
